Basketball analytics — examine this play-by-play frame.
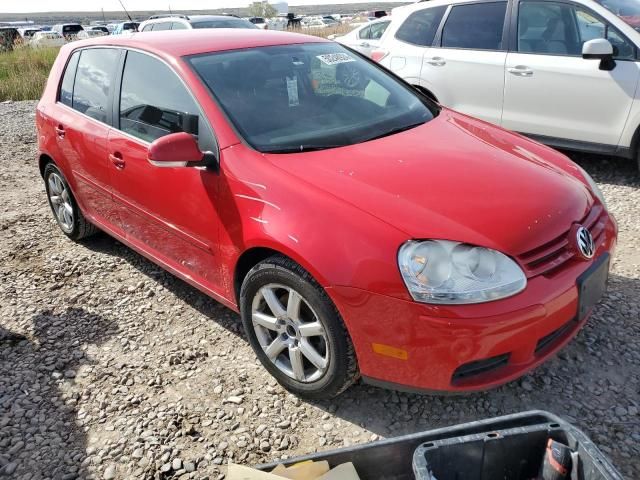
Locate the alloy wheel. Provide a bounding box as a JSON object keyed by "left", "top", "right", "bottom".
{"left": 251, "top": 283, "right": 329, "bottom": 383}
{"left": 47, "top": 172, "right": 74, "bottom": 233}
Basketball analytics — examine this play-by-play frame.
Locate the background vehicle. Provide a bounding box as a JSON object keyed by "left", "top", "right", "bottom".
{"left": 18, "top": 27, "right": 42, "bottom": 41}
{"left": 30, "top": 31, "right": 66, "bottom": 48}
{"left": 376, "top": 0, "right": 640, "bottom": 170}
{"left": 247, "top": 17, "right": 268, "bottom": 29}
{"left": 52, "top": 23, "right": 84, "bottom": 40}
{"left": 139, "top": 15, "right": 257, "bottom": 32}
{"left": 37, "top": 30, "right": 614, "bottom": 399}
{"left": 77, "top": 27, "right": 108, "bottom": 39}
{"left": 112, "top": 22, "right": 140, "bottom": 34}
{"left": 332, "top": 18, "right": 391, "bottom": 57}
{"left": 85, "top": 25, "right": 109, "bottom": 34}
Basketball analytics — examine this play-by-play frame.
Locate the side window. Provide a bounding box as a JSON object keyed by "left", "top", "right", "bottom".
{"left": 575, "top": 8, "right": 635, "bottom": 60}
{"left": 395, "top": 6, "right": 447, "bottom": 46}
{"left": 59, "top": 51, "right": 80, "bottom": 107}
{"left": 142, "top": 24, "right": 153, "bottom": 32}
{"left": 358, "top": 25, "right": 372, "bottom": 40}
{"left": 72, "top": 48, "right": 119, "bottom": 123}
{"left": 518, "top": 2, "right": 581, "bottom": 55}
{"left": 370, "top": 21, "right": 390, "bottom": 40}
{"left": 153, "top": 22, "right": 172, "bottom": 31}
{"left": 119, "top": 51, "right": 212, "bottom": 149}
{"left": 442, "top": 2, "right": 507, "bottom": 50}
{"left": 171, "top": 22, "right": 188, "bottom": 30}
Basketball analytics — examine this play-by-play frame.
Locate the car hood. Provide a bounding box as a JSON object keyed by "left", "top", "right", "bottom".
{"left": 265, "top": 109, "right": 593, "bottom": 256}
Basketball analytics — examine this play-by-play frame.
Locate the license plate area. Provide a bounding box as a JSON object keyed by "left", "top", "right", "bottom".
{"left": 577, "top": 253, "right": 610, "bottom": 320}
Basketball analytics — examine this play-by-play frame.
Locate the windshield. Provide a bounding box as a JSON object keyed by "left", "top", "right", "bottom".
{"left": 188, "top": 43, "right": 436, "bottom": 153}
{"left": 193, "top": 18, "right": 258, "bottom": 29}
{"left": 595, "top": 0, "right": 640, "bottom": 28}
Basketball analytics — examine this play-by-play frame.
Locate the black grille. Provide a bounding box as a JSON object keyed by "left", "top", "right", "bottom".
{"left": 452, "top": 353, "right": 510, "bottom": 384}
{"left": 535, "top": 319, "right": 577, "bottom": 355}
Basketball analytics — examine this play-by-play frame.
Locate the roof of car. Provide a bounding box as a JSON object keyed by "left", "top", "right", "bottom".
{"left": 67, "top": 29, "right": 329, "bottom": 57}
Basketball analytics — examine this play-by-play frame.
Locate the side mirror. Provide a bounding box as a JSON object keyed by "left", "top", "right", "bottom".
{"left": 582, "top": 38, "right": 616, "bottom": 71}
{"left": 147, "top": 132, "right": 218, "bottom": 171}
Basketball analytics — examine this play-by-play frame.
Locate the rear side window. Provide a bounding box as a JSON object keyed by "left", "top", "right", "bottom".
{"left": 171, "top": 22, "right": 188, "bottom": 30}
{"left": 441, "top": 2, "right": 507, "bottom": 50}
{"left": 59, "top": 51, "right": 80, "bottom": 107}
{"left": 153, "top": 22, "right": 172, "bottom": 31}
{"left": 395, "top": 6, "right": 447, "bottom": 46}
{"left": 72, "top": 48, "right": 119, "bottom": 123}
{"left": 119, "top": 51, "right": 212, "bottom": 148}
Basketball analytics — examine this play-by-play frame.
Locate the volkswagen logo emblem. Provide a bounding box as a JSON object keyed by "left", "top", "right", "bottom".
{"left": 576, "top": 226, "right": 595, "bottom": 260}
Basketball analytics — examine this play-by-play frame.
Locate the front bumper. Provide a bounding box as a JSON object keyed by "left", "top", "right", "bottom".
{"left": 327, "top": 217, "right": 617, "bottom": 393}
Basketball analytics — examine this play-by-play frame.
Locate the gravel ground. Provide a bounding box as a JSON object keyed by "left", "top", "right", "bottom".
{"left": 0, "top": 100, "right": 638, "bottom": 480}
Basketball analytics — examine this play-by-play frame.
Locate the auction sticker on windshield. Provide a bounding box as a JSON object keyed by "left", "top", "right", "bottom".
{"left": 317, "top": 53, "right": 355, "bottom": 65}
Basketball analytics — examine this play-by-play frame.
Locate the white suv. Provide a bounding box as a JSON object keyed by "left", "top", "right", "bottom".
{"left": 375, "top": 0, "right": 640, "bottom": 169}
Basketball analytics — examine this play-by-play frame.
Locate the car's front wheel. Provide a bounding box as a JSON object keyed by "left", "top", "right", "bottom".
{"left": 240, "top": 256, "right": 359, "bottom": 399}
{"left": 44, "top": 163, "right": 98, "bottom": 240}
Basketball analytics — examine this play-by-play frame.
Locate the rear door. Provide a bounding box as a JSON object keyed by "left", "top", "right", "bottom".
{"left": 52, "top": 47, "right": 122, "bottom": 230}
{"left": 501, "top": 0, "right": 640, "bottom": 147}
{"left": 107, "top": 50, "right": 223, "bottom": 289}
{"left": 425, "top": 1, "right": 509, "bottom": 124}
{"left": 379, "top": 6, "right": 448, "bottom": 86}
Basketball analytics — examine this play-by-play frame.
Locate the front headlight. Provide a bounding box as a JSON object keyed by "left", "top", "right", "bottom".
{"left": 576, "top": 165, "right": 606, "bottom": 208}
{"left": 398, "top": 240, "right": 526, "bottom": 305}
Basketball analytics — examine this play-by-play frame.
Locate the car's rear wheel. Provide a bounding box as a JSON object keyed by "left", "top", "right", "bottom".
{"left": 44, "top": 163, "right": 98, "bottom": 240}
{"left": 240, "top": 255, "right": 358, "bottom": 399}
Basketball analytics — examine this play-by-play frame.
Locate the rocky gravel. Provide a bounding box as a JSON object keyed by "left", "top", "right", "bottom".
{"left": 0, "top": 100, "right": 639, "bottom": 479}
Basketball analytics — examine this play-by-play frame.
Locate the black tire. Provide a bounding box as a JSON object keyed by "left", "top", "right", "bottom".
{"left": 43, "top": 162, "right": 98, "bottom": 241}
{"left": 240, "top": 255, "right": 359, "bottom": 400}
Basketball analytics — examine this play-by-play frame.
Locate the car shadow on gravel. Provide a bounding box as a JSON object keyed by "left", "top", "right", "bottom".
{"left": 79, "top": 234, "right": 245, "bottom": 338}
{"left": 0, "top": 308, "right": 117, "bottom": 478}
{"left": 566, "top": 151, "right": 640, "bottom": 187}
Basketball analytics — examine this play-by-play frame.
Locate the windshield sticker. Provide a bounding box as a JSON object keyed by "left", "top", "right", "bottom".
{"left": 317, "top": 53, "right": 355, "bottom": 66}
{"left": 286, "top": 76, "right": 299, "bottom": 107}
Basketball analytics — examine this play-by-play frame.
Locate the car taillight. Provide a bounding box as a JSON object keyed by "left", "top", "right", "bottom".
{"left": 371, "top": 49, "right": 389, "bottom": 63}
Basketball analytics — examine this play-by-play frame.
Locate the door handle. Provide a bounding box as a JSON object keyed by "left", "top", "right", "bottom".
{"left": 55, "top": 125, "right": 65, "bottom": 138}
{"left": 359, "top": 41, "right": 370, "bottom": 48}
{"left": 425, "top": 57, "right": 446, "bottom": 67}
{"left": 109, "top": 152, "right": 125, "bottom": 169}
{"left": 507, "top": 66, "right": 534, "bottom": 77}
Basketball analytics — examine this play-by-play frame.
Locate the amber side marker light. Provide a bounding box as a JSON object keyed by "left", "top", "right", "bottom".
{"left": 372, "top": 343, "right": 408, "bottom": 360}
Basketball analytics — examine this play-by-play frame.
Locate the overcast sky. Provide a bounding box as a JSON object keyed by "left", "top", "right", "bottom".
{"left": 0, "top": 0, "right": 407, "bottom": 13}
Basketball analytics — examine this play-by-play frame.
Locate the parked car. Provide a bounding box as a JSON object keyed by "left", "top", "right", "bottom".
{"left": 247, "top": 17, "right": 268, "bottom": 29}
{"left": 51, "top": 23, "right": 84, "bottom": 40}
{"left": 374, "top": 0, "right": 640, "bottom": 170}
{"left": 77, "top": 28, "right": 108, "bottom": 39}
{"left": 0, "top": 27, "right": 20, "bottom": 50}
{"left": 112, "top": 22, "right": 140, "bottom": 34}
{"left": 139, "top": 15, "right": 257, "bottom": 32}
{"left": 18, "top": 27, "right": 42, "bottom": 41}
{"left": 85, "top": 25, "right": 110, "bottom": 34}
{"left": 30, "top": 31, "right": 66, "bottom": 48}
{"left": 37, "top": 29, "right": 616, "bottom": 399}
{"left": 332, "top": 18, "right": 391, "bottom": 57}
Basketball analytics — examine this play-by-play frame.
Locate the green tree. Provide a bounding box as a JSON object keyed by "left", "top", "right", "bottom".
{"left": 248, "top": 1, "right": 277, "bottom": 19}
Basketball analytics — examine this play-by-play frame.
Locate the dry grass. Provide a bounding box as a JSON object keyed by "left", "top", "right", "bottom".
{"left": 289, "top": 23, "right": 356, "bottom": 38}
{"left": 0, "top": 46, "right": 59, "bottom": 101}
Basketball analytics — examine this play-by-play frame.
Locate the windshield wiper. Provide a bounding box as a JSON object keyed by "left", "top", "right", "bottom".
{"left": 261, "top": 144, "right": 347, "bottom": 154}
{"left": 364, "top": 121, "right": 426, "bottom": 142}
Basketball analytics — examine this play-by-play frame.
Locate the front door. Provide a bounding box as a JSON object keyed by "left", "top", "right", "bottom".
{"left": 107, "top": 50, "right": 223, "bottom": 291}
{"left": 501, "top": 0, "right": 640, "bottom": 147}
{"left": 424, "top": 1, "right": 509, "bottom": 125}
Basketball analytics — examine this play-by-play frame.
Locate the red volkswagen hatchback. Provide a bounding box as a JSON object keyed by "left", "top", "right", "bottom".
{"left": 37, "top": 30, "right": 616, "bottom": 399}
